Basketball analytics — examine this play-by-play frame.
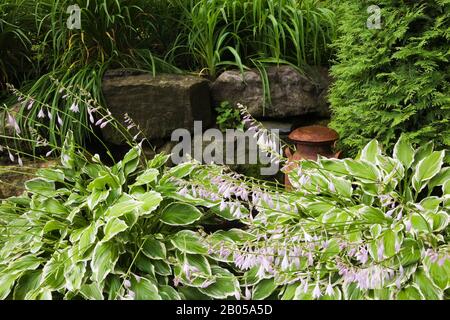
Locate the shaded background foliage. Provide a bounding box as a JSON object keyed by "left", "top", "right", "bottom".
{"left": 329, "top": 0, "right": 450, "bottom": 160}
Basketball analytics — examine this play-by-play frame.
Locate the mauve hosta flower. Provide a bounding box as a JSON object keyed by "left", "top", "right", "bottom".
{"left": 123, "top": 279, "right": 131, "bottom": 289}
{"left": 27, "top": 99, "right": 35, "bottom": 110}
{"left": 57, "top": 114, "right": 64, "bottom": 127}
{"left": 8, "top": 149, "right": 14, "bottom": 162}
{"left": 7, "top": 113, "right": 21, "bottom": 134}
{"left": 377, "top": 242, "right": 385, "bottom": 260}
{"left": 425, "top": 249, "right": 449, "bottom": 266}
{"left": 355, "top": 246, "right": 369, "bottom": 264}
{"left": 69, "top": 103, "right": 79, "bottom": 113}
{"left": 37, "top": 108, "right": 45, "bottom": 119}
{"left": 244, "top": 287, "right": 252, "bottom": 300}
{"left": 405, "top": 219, "right": 412, "bottom": 232}
{"left": 312, "top": 283, "right": 322, "bottom": 299}
{"left": 325, "top": 283, "right": 334, "bottom": 296}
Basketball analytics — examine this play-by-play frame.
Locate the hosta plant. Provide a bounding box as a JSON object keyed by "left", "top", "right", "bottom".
{"left": 176, "top": 136, "right": 449, "bottom": 300}
{"left": 0, "top": 134, "right": 241, "bottom": 300}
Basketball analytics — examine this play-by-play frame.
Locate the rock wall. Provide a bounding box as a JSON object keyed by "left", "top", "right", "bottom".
{"left": 100, "top": 66, "right": 331, "bottom": 146}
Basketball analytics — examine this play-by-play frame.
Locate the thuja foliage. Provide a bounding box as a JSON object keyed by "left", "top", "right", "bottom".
{"left": 329, "top": 0, "right": 450, "bottom": 159}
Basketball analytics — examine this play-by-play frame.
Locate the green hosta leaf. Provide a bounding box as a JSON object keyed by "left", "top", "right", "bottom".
{"left": 122, "top": 146, "right": 141, "bottom": 177}
{"left": 414, "top": 269, "right": 443, "bottom": 300}
{"left": 0, "top": 273, "right": 19, "bottom": 299}
{"left": 25, "top": 178, "right": 55, "bottom": 197}
{"left": 76, "top": 222, "right": 100, "bottom": 255}
{"left": 87, "top": 174, "right": 119, "bottom": 191}
{"left": 428, "top": 167, "right": 450, "bottom": 191}
{"left": 209, "top": 204, "right": 240, "bottom": 221}
{"left": 319, "top": 159, "right": 348, "bottom": 175}
{"left": 304, "top": 200, "right": 335, "bottom": 218}
{"left": 252, "top": 278, "right": 278, "bottom": 300}
{"left": 134, "top": 168, "right": 159, "bottom": 186}
{"left": 160, "top": 162, "right": 196, "bottom": 184}
{"left": 413, "top": 141, "right": 434, "bottom": 168}
{"left": 80, "top": 282, "right": 104, "bottom": 300}
{"left": 413, "top": 151, "right": 445, "bottom": 192}
{"left": 161, "top": 202, "right": 203, "bottom": 226}
{"left": 329, "top": 175, "right": 353, "bottom": 198}
{"left": 107, "top": 275, "right": 123, "bottom": 300}
{"left": 91, "top": 241, "right": 119, "bottom": 283}
{"left": 135, "top": 255, "right": 156, "bottom": 276}
{"left": 36, "top": 168, "right": 65, "bottom": 183}
{"left": 382, "top": 230, "right": 397, "bottom": 257}
{"left": 177, "top": 253, "right": 212, "bottom": 277}
{"left": 344, "top": 159, "right": 380, "bottom": 183}
{"left": 43, "top": 220, "right": 67, "bottom": 234}
{"left": 293, "top": 284, "right": 313, "bottom": 300}
{"left": 64, "top": 262, "right": 86, "bottom": 292}
{"left": 420, "top": 197, "right": 442, "bottom": 212}
{"left": 171, "top": 230, "right": 208, "bottom": 255}
{"left": 87, "top": 189, "right": 109, "bottom": 210}
{"left": 359, "top": 206, "right": 391, "bottom": 224}
{"left": 148, "top": 153, "right": 170, "bottom": 169}
{"left": 134, "top": 191, "right": 163, "bottom": 214}
{"left": 444, "top": 180, "right": 450, "bottom": 196}
{"left": 377, "top": 155, "right": 404, "bottom": 181}
{"left": 342, "top": 282, "right": 364, "bottom": 300}
{"left": 6, "top": 255, "right": 43, "bottom": 275}
{"left": 411, "top": 213, "right": 431, "bottom": 233}
{"left": 431, "top": 211, "right": 448, "bottom": 232}
{"left": 198, "top": 266, "right": 239, "bottom": 299}
{"left": 130, "top": 275, "right": 161, "bottom": 300}
{"left": 427, "top": 258, "right": 450, "bottom": 290}
{"left": 397, "top": 286, "right": 422, "bottom": 300}
{"left": 393, "top": 135, "right": 414, "bottom": 169}
{"left": 158, "top": 285, "right": 182, "bottom": 300}
{"left": 42, "top": 250, "right": 69, "bottom": 290}
{"left": 360, "top": 139, "right": 381, "bottom": 163}
{"left": 142, "top": 237, "right": 166, "bottom": 260}
{"left": 103, "top": 218, "right": 128, "bottom": 241}
{"left": 399, "top": 239, "right": 421, "bottom": 266}
{"left": 152, "top": 259, "right": 172, "bottom": 276}
{"left": 106, "top": 195, "right": 140, "bottom": 219}
{"left": 13, "top": 270, "right": 42, "bottom": 300}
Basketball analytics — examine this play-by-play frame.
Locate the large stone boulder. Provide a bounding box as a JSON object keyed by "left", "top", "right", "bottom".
{"left": 211, "top": 66, "right": 330, "bottom": 119}
{"left": 101, "top": 71, "right": 212, "bottom": 145}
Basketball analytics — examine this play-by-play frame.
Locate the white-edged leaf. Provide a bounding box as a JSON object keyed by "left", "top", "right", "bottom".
{"left": 160, "top": 202, "right": 202, "bottom": 226}
{"left": 90, "top": 241, "right": 119, "bottom": 283}
{"left": 393, "top": 135, "right": 414, "bottom": 169}
{"left": 413, "top": 151, "right": 445, "bottom": 192}
{"left": 103, "top": 218, "right": 128, "bottom": 241}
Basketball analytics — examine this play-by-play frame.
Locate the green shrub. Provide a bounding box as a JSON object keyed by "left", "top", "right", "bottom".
{"left": 329, "top": 0, "right": 450, "bottom": 160}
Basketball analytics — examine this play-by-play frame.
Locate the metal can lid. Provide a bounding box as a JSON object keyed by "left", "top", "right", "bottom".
{"left": 288, "top": 125, "right": 339, "bottom": 143}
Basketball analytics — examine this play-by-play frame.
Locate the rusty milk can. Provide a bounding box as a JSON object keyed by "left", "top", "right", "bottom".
{"left": 284, "top": 125, "right": 340, "bottom": 187}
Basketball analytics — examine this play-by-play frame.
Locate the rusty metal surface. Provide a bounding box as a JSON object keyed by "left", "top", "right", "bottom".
{"left": 288, "top": 125, "right": 339, "bottom": 143}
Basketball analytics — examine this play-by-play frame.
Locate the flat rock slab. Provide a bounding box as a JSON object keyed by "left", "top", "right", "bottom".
{"left": 102, "top": 72, "right": 212, "bottom": 145}
{"left": 211, "top": 66, "right": 330, "bottom": 119}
